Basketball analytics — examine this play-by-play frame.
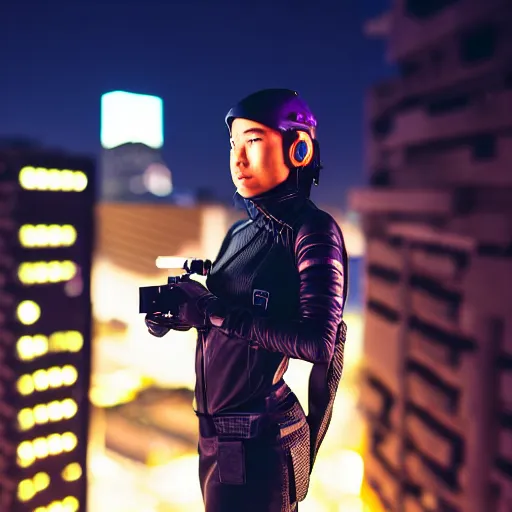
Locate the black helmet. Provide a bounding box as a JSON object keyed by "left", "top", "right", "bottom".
{"left": 225, "top": 88, "right": 317, "bottom": 137}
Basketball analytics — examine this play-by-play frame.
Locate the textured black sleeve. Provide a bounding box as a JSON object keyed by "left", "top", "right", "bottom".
{"left": 208, "top": 210, "right": 345, "bottom": 364}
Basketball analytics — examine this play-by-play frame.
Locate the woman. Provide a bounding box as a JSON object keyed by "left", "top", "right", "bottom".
{"left": 146, "top": 89, "right": 348, "bottom": 511}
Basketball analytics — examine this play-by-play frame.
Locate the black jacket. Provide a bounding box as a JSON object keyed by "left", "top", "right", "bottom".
{"left": 195, "top": 181, "right": 348, "bottom": 417}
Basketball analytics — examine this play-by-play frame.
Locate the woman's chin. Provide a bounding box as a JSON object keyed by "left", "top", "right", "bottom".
{"left": 236, "top": 185, "right": 259, "bottom": 198}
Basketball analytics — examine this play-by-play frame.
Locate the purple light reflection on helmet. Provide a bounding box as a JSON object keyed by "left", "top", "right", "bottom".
{"left": 225, "top": 89, "right": 318, "bottom": 137}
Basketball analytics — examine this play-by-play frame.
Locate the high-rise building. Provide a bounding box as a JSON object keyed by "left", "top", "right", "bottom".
{"left": 0, "top": 147, "right": 95, "bottom": 511}
{"left": 351, "top": 1, "right": 512, "bottom": 511}
{"left": 100, "top": 91, "right": 178, "bottom": 203}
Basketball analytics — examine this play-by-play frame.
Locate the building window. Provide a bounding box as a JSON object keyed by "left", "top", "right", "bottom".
{"left": 399, "top": 96, "right": 423, "bottom": 112}
{"left": 370, "top": 168, "right": 392, "bottom": 187}
{"left": 460, "top": 24, "right": 496, "bottom": 64}
{"left": 472, "top": 134, "right": 496, "bottom": 160}
{"left": 372, "top": 115, "right": 394, "bottom": 138}
{"left": 427, "top": 94, "right": 469, "bottom": 115}
{"left": 405, "top": 0, "right": 459, "bottom": 19}
{"left": 504, "top": 71, "right": 512, "bottom": 89}
{"left": 399, "top": 60, "right": 420, "bottom": 78}
{"left": 453, "top": 187, "right": 477, "bottom": 215}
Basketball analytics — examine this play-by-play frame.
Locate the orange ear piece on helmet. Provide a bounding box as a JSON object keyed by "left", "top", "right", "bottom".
{"left": 288, "top": 131, "right": 314, "bottom": 168}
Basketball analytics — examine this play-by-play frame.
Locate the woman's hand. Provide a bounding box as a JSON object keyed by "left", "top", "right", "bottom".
{"left": 171, "top": 279, "right": 218, "bottom": 329}
{"left": 145, "top": 312, "right": 191, "bottom": 337}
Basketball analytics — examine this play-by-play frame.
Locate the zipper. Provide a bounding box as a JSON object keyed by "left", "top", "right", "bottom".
{"left": 249, "top": 201, "right": 291, "bottom": 245}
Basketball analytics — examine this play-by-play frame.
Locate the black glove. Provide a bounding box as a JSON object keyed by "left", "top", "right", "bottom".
{"left": 171, "top": 279, "right": 217, "bottom": 329}
{"left": 145, "top": 312, "right": 191, "bottom": 337}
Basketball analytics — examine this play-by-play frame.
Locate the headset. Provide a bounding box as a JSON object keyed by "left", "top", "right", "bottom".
{"left": 283, "top": 130, "right": 321, "bottom": 186}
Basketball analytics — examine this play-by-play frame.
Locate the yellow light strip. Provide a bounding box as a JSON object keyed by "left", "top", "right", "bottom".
{"left": 19, "top": 224, "right": 77, "bottom": 248}
{"left": 19, "top": 166, "right": 87, "bottom": 192}
{"left": 18, "top": 261, "right": 77, "bottom": 285}
{"left": 18, "top": 398, "right": 79, "bottom": 431}
{"left": 17, "top": 365, "right": 78, "bottom": 396}
{"left": 17, "top": 432, "right": 78, "bottom": 468}
{"left": 16, "top": 331, "right": 84, "bottom": 362}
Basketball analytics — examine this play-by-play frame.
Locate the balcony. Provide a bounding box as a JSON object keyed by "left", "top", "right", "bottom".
{"left": 406, "top": 412, "right": 458, "bottom": 468}
{"left": 404, "top": 451, "right": 465, "bottom": 510}
{"left": 366, "top": 239, "right": 403, "bottom": 272}
{"left": 408, "top": 329, "right": 469, "bottom": 391}
{"left": 367, "top": 275, "right": 402, "bottom": 312}
{"left": 410, "top": 245, "right": 463, "bottom": 283}
{"left": 449, "top": 213, "right": 512, "bottom": 247}
{"left": 364, "top": 449, "right": 400, "bottom": 508}
{"left": 368, "top": 38, "right": 512, "bottom": 118}
{"left": 377, "top": 90, "right": 512, "bottom": 150}
{"left": 364, "top": 308, "right": 403, "bottom": 393}
{"left": 402, "top": 136, "right": 512, "bottom": 187}
{"left": 387, "top": 222, "right": 475, "bottom": 251}
{"left": 359, "top": 376, "right": 396, "bottom": 427}
{"left": 388, "top": 0, "right": 508, "bottom": 60}
{"left": 350, "top": 188, "right": 452, "bottom": 216}
{"left": 410, "top": 290, "right": 458, "bottom": 337}
{"left": 375, "top": 430, "right": 402, "bottom": 471}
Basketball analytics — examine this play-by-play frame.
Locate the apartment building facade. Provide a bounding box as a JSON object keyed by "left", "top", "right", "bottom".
{"left": 351, "top": 0, "right": 512, "bottom": 510}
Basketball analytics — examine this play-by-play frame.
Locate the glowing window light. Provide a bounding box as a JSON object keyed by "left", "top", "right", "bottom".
{"left": 61, "top": 365, "right": 79, "bottom": 385}
{"left": 18, "top": 260, "right": 77, "bottom": 285}
{"left": 17, "top": 432, "right": 78, "bottom": 468}
{"left": 34, "top": 496, "right": 80, "bottom": 512}
{"left": 47, "top": 434, "right": 63, "bottom": 455}
{"left": 33, "top": 404, "right": 49, "bottom": 423}
{"left": 33, "top": 370, "right": 49, "bottom": 391}
{"left": 17, "top": 334, "right": 48, "bottom": 361}
{"left": 33, "top": 437, "right": 49, "bottom": 458}
{"left": 16, "top": 472, "right": 50, "bottom": 503}
{"left": 18, "top": 408, "right": 35, "bottom": 431}
{"left": 17, "top": 331, "right": 83, "bottom": 362}
{"left": 17, "top": 441, "right": 35, "bottom": 467}
{"left": 63, "top": 496, "right": 80, "bottom": 512}
{"left": 61, "top": 462, "right": 82, "bottom": 482}
{"left": 50, "top": 331, "right": 84, "bottom": 353}
{"left": 61, "top": 432, "right": 78, "bottom": 452}
{"left": 19, "top": 167, "right": 88, "bottom": 192}
{"left": 17, "top": 375, "right": 35, "bottom": 395}
{"left": 16, "top": 366, "right": 78, "bottom": 396}
{"left": 101, "top": 90, "right": 164, "bottom": 149}
{"left": 17, "top": 479, "right": 35, "bottom": 502}
{"left": 48, "top": 367, "right": 63, "bottom": 387}
{"left": 33, "top": 472, "right": 50, "bottom": 492}
{"left": 16, "top": 300, "right": 41, "bottom": 325}
{"left": 19, "top": 224, "right": 77, "bottom": 248}
{"left": 61, "top": 398, "right": 78, "bottom": 419}
{"left": 47, "top": 401, "right": 63, "bottom": 421}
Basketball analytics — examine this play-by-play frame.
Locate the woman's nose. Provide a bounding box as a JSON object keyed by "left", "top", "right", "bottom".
{"left": 232, "top": 145, "right": 248, "bottom": 166}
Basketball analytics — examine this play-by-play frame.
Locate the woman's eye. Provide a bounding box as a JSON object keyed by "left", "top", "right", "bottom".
{"left": 248, "top": 138, "right": 262, "bottom": 145}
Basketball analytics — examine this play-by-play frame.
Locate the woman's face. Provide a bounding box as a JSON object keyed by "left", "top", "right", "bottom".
{"left": 230, "top": 118, "right": 290, "bottom": 198}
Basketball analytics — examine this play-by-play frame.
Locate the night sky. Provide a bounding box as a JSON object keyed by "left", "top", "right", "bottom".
{"left": 3, "top": 0, "right": 394, "bottom": 207}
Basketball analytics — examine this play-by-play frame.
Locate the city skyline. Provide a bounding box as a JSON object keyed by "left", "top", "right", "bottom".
{"left": 2, "top": 0, "right": 392, "bottom": 207}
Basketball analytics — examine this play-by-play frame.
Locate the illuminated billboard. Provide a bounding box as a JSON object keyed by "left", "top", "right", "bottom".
{"left": 0, "top": 149, "right": 95, "bottom": 512}
{"left": 100, "top": 91, "right": 164, "bottom": 150}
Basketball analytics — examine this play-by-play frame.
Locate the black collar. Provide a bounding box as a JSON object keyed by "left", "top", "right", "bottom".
{"left": 233, "top": 181, "right": 308, "bottom": 226}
